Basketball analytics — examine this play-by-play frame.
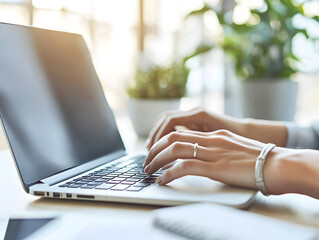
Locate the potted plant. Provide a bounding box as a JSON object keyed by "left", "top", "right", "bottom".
{"left": 187, "top": 0, "right": 319, "bottom": 121}
{"left": 127, "top": 43, "right": 212, "bottom": 137}
{"left": 127, "top": 61, "right": 189, "bottom": 137}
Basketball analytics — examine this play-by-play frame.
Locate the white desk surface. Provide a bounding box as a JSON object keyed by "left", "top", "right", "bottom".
{"left": 1, "top": 111, "right": 319, "bottom": 238}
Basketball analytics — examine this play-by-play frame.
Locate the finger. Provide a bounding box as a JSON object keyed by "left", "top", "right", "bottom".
{"left": 145, "top": 142, "right": 193, "bottom": 175}
{"left": 146, "top": 112, "right": 170, "bottom": 149}
{"left": 146, "top": 129, "right": 240, "bottom": 169}
{"left": 146, "top": 110, "right": 182, "bottom": 149}
{"left": 158, "top": 159, "right": 257, "bottom": 189}
{"left": 161, "top": 161, "right": 177, "bottom": 170}
{"left": 148, "top": 108, "right": 204, "bottom": 149}
{"left": 145, "top": 141, "right": 213, "bottom": 175}
{"left": 144, "top": 131, "right": 210, "bottom": 168}
{"left": 152, "top": 111, "right": 199, "bottom": 148}
{"left": 173, "top": 125, "right": 189, "bottom": 131}
{"left": 173, "top": 129, "right": 212, "bottom": 137}
{"left": 157, "top": 159, "right": 213, "bottom": 185}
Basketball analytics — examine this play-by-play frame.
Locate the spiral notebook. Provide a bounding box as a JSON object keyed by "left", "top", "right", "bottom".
{"left": 152, "top": 203, "right": 319, "bottom": 240}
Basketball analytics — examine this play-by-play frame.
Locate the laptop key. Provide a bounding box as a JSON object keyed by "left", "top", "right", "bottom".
{"left": 101, "top": 176, "right": 114, "bottom": 180}
{"left": 99, "top": 171, "right": 113, "bottom": 175}
{"left": 111, "top": 185, "right": 129, "bottom": 191}
{"left": 141, "top": 178, "right": 156, "bottom": 183}
{"left": 107, "top": 174, "right": 119, "bottom": 177}
{"left": 81, "top": 185, "right": 96, "bottom": 189}
{"left": 126, "top": 178, "right": 140, "bottom": 182}
{"left": 93, "top": 180, "right": 109, "bottom": 184}
{"left": 59, "top": 184, "right": 69, "bottom": 187}
{"left": 112, "top": 177, "right": 126, "bottom": 181}
{"left": 85, "top": 177, "right": 99, "bottom": 181}
{"left": 80, "top": 179, "right": 92, "bottom": 183}
{"left": 130, "top": 176, "right": 144, "bottom": 179}
{"left": 121, "top": 173, "right": 135, "bottom": 177}
{"left": 86, "top": 182, "right": 102, "bottom": 186}
{"left": 73, "top": 178, "right": 83, "bottom": 181}
{"left": 95, "top": 183, "right": 115, "bottom": 190}
{"left": 106, "top": 180, "right": 121, "bottom": 184}
{"left": 120, "top": 175, "right": 134, "bottom": 179}
{"left": 134, "top": 182, "right": 150, "bottom": 187}
{"left": 94, "top": 178, "right": 110, "bottom": 182}
{"left": 68, "top": 184, "right": 83, "bottom": 188}
{"left": 117, "top": 168, "right": 131, "bottom": 173}
{"left": 126, "top": 186, "right": 144, "bottom": 192}
{"left": 77, "top": 181, "right": 93, "bottom": 185}
{"left": 121, "top": 181, "right": 135, "bottom": 185}
{"left": 94, "top": 173, "right": 107, "bottom": 176}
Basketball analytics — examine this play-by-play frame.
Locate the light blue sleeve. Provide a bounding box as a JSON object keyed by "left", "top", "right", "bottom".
{"left": 286, "top": 122, "right": 319, "bottom": 150}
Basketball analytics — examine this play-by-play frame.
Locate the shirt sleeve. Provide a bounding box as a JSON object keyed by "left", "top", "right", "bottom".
{"left": 285, "top": 122, "right": 319, "bottom": 150}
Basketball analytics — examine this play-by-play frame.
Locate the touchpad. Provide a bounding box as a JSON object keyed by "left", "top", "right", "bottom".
{"left": 166, "top": 175, "right": 244, "bottom": 194}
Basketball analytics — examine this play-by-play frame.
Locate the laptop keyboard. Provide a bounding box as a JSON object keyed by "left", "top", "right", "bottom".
{"left": 58, "top": 155, "right": 161, "bottom": 192}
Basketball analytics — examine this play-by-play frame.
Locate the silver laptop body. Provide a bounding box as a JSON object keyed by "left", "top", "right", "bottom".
{"left": 0, "top": 22, "right": 256, "bottom": 208}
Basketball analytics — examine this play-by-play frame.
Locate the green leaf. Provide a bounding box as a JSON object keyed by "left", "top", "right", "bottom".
{"left": 185, "top": 4, "right": 212, "bottom": 19}
{"left": 127, "top": 62, "right": 189, "bottom": 99}
{"left": 183, "top": 44, "right": 214, "bottom": 64}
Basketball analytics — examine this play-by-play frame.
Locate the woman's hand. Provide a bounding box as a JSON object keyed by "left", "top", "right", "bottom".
{"left": 146, "top": 108, "right": 288, "bottom": 150}
{"left": 146, "top": 108, "right": 243, "bottom": 150}
{"left": 144, "top": 121, "right": 319, "bottom": 199}
{"left": 144, "top": 130, "right": 298, "bottom": 194}
{"left": 144, "top": 129, "right": 269, "bottom": 189}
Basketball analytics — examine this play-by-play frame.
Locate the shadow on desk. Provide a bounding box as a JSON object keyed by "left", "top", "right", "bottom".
{"left": 28, "top": 197, "right": 161, "bottom": 212}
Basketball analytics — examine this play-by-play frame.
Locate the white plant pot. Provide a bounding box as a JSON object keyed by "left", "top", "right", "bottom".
{"left": 127, "top": 98, "right": 181, "bottom": 138}
{"left": 240, "top": 79, "right": 298, "bottom": 121}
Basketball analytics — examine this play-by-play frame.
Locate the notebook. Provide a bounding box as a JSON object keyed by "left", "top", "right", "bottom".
{"left": 153, "top": 203, "right": 319, "bottom": 240}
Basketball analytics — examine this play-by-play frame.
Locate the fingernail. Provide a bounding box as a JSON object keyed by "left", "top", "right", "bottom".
{"left": 156, "top": 176, "right": 162, "bottom": 185}
{"left": 144, "top": 164, "right": 150, "bottom": 173}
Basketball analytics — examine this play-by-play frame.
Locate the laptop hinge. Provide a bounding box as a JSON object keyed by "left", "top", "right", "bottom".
{"left": 40, "top": 150, "right": 127, "bottom": 186}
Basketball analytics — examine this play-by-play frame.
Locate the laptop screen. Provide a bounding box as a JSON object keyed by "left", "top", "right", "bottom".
{"left": 0, "top": 23, "right": 125, "bottom": 187}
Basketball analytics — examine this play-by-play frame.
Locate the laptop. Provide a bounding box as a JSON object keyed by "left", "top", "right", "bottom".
{"left": 0, "top": 22, "right": 256, "bottom": 208}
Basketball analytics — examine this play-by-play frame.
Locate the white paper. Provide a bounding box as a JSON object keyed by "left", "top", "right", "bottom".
{"left": 153, "top": 203, "right": 319, "bottom": 240}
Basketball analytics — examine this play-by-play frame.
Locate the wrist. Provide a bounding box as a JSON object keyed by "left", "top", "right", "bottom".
{"left": 263, "top": 148, "right": 319, "bottom": 197}
{"left": 212, "top": 113, "right": 246, "bottom": 136}
{"left": 241, "top": 119, "right": 288, "bottom": 147}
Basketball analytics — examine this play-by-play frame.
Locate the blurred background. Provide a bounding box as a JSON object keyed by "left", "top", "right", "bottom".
{"left": 0, "top": 0, "right": 319, "bottom": 148}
